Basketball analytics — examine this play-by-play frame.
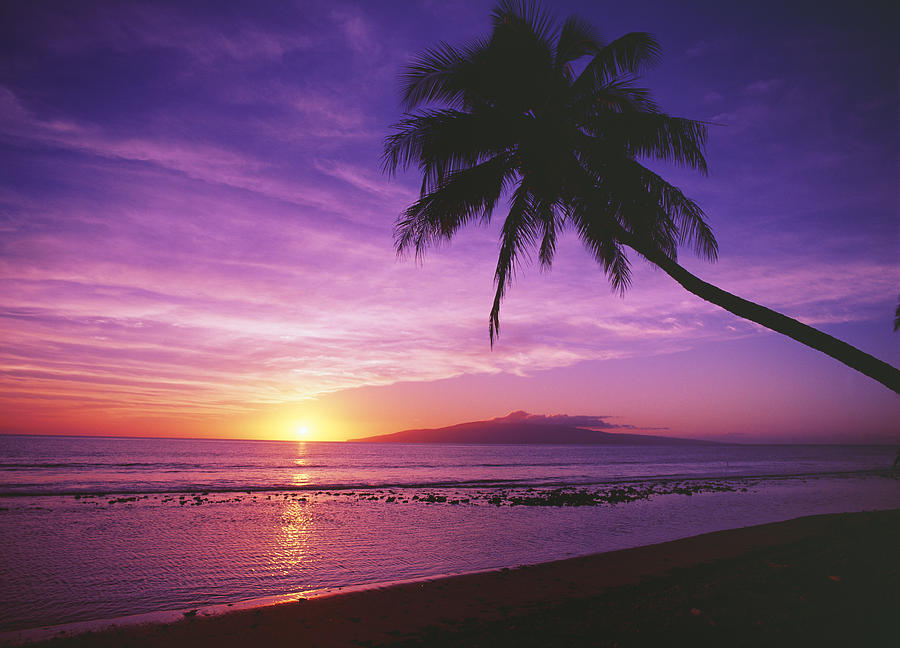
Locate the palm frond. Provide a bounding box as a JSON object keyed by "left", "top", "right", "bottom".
{"left": 598, "top": 238, "right": 632, "bottom": 295}
{"left": 574, "top": 78, "right": 660, "bottom": 117}
{"left": 480, "top": 1, "right": 559, "bottom": 115}
{"left": 607, "top": 172, "right": 677, "bottom": 262}
{"left": 395, "top": 154, "right": 515, "bottom": 260}
{"left": 632, "top": 163, "right": 717, "bottom": 260}
{"left": 537, "top": 199, "right": 560, "bottom": 268}
{"left": 627, "top": 114, "right": 708, "bottom": 173}
{"left": 401, "top": 39, "right": 488, "bottom": 111}
{"left": 490, "top": 184, "right": 539, "bottom": 344}
{"left": 491, "top": 0, "right": 556, "bottom": 42}
{"left": 383, "top": 109, "right": 515, "bottom": 195}
{"left": 598, "top": 158, "right": 715, "bottom": 262}
{"left": 573, "top": 32, "right": 661, "bottom": 95}
{"left": 573, "top": 145, "right": 714, "bottom": 263}
{"left": 555, "top": 15, "right": 602, "bottom": 70}
{"left": 569, "top": 195, "right": 633, "bottom": 294}
{"left": 586, "top": 112, "right": 708, "bottom": 173}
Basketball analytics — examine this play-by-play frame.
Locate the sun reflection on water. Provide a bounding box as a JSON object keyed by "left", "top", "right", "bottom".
{"left": 291, "top": 441, "right": 311, "bottom": 485}
{"left": 271, "top": 443, "right": 315, "bottom": 575}
{"left": 272, "top": 499, "right": 314, "bottom": 575}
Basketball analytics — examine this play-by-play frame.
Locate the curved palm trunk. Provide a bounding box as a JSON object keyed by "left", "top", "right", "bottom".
{"left": 625, "top": 239, "right": 900, "bottom": 394}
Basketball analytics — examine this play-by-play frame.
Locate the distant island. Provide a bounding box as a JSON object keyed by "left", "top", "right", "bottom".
{"left": 348, "top": 411, "right": 716, "bottom": 445}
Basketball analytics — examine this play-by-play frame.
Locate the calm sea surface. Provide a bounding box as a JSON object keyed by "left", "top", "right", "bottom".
{"left": 1, "top": 435, "right": 898, "bottom": 634}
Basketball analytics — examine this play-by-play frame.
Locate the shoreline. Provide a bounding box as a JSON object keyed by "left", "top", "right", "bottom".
{"left": 0, "top": 567, "right": 514, "bottom": 646}
{"left": 5, "top": 508, "right": 898, "bottom": 647}
{"left": 1, "top": 467, "right": 893, "bottom": 498}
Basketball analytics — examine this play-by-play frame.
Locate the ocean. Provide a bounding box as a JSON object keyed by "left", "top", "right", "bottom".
{"left": 1, "top": 435, "right": 898, "bottom": 635}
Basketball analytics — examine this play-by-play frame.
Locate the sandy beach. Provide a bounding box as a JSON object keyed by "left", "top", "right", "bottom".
{"left": 10, "top": 508, "right": 898, "bottom": 647}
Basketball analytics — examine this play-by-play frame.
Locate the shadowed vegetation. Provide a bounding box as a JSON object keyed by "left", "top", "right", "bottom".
{"left": 383, "top": 0, "right": 899, "bottom": 393}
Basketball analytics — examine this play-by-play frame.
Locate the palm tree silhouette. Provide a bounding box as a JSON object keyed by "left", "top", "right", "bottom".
{"left": 383, "top": 0, "right": 900, "bottom": 394}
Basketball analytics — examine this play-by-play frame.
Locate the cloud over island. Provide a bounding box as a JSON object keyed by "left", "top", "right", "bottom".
{"left": 489, "top": 411, "right": 667, "bottom": 431}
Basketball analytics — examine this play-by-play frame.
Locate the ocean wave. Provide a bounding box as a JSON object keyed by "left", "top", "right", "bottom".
{"left": 0, "top": 460, "right": 604, "bottom": 471}
{"left": 0, "top": 468, "right": 888, "bottom": 498}
{"left": 0, "top": 462, "right": 335, "bottom": 470}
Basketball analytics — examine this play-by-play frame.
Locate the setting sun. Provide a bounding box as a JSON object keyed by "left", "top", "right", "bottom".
{"left": 296, "top": 425, "right": 310, "bottom": 438}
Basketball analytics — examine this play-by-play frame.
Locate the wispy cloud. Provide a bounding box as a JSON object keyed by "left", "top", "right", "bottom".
{"left": 683, "top": 37, "right": 731, "bottom": 60}
{"left": 490, "top": 410, "right": 660, "bottom": 430}
{"left": 34, "top": 2, "right": 313, "bottom": 65}
{"left": 742, "top": 78, "right": 783, "bottom": 95}
{"left": 331, "top": 6, "right": 381, "bottom": 56}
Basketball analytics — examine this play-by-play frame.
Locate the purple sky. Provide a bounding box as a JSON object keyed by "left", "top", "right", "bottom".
{"left": 1, "top": 0, "right": 897, "bottom": 442}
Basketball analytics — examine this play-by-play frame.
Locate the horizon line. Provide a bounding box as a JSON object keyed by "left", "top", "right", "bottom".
{"left": 0, "top": 431, "right": 896, "bottom": 447}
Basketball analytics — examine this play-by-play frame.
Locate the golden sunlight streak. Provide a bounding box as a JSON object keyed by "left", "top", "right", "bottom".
{"left": 272, "top": 499, "right": 313, "bottom": 575}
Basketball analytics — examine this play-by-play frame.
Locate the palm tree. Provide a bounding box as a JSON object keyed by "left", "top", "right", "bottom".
{"left": 383, "top": 0, "right": 900, "bottom": 394}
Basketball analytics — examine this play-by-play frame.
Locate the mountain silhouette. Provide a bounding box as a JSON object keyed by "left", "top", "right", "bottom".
{"left": 348, "top": 411, "right": 715, "bottom": 445}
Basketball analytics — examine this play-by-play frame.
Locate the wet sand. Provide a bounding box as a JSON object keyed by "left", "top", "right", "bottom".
{"left": 12, "top": 509, "right": 899, "bottom": 647}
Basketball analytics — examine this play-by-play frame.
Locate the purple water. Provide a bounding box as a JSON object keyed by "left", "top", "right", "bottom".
{"left": 1, "top": 435, "right": 898, "bottom": 634}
